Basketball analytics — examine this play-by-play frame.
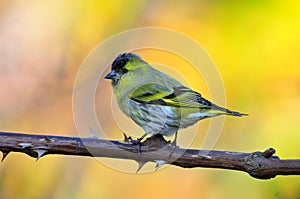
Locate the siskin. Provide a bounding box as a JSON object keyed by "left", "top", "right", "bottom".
{"left": 105, "top": 53, "right": 247, "bottom": 145}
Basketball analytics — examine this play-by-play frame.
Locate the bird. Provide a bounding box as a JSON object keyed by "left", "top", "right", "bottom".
{"left": 105, "top": 52, "right": 247, "bottom": 146}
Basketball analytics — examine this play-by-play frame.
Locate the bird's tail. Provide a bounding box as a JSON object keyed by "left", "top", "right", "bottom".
{"left": 225, "top": 110, "right": 248, "bottom": 117}
{"left": 211, "top": 104, "right": 248, "bottom": 117}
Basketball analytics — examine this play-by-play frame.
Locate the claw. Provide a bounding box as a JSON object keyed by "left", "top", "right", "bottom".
{"left": 130, "top": 139, "right": 141, "bottom": 145}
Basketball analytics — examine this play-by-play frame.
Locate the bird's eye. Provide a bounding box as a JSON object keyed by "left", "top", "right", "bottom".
{"left": 122, "top": 68, "right": 128, "bottom": 74}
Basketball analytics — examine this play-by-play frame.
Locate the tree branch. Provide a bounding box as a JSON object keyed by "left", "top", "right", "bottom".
{"left": 0, "top": 131, "right": 299, "bottom": 179}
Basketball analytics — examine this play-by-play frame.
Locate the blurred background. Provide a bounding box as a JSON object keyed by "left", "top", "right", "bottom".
{"left": 0, "top": 0, "right": 300, "bottom": 198}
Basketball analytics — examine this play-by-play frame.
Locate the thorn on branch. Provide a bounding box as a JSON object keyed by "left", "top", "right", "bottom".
{"left": 88, "top": 127, "right": 98, "bottom": 139}
{"left": 18, "top": 143, "right": 33, "bottom": 149}
{"left": 136, "top": 160, "right": 147, "bottom": 173}
{"left": 40, "top": 136, "right": 53, "bottom": 142}
{"left": 34, "top": 150, "right": 48, "bottom": 161}
{"left": 1, "top": 151, "right": 10, "bottom": 162}
{"left": 261, "top": 148, "right": 276, "bottom": 159}
{"left": 155, "top": 160, "right": 166, "bottom": 170}
{"left": 244, "top": 148, "right": 281, "bottom": 180}
{"left": 125, "top": 134, "right": 171, "bottom": 172}
{"left": 123, "top": 133, "right": 131, "bottom": 143}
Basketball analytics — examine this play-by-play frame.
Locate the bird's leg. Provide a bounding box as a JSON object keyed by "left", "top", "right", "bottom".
{"left": 171, "top": 131, "right": 178, "bottom": 147}
{"left": 169, "top": 131, "right": 178, "bottom": 159}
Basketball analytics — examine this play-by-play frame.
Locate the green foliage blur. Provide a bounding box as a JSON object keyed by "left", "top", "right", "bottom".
{"left": 0, "top": 1, "right": 300, "bottom": 199}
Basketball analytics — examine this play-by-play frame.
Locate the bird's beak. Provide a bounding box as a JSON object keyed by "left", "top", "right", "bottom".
{"left": 105, "top": 70, "right": 117, "bottom": 79}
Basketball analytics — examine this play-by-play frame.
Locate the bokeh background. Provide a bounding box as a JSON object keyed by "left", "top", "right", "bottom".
{"left": 1, "top": 1, "right": 300, "bottom": 198}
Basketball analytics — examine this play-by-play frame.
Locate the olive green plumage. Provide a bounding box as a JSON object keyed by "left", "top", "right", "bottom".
{"left": 105, "top": 53, "right": 247, "bottom": 138}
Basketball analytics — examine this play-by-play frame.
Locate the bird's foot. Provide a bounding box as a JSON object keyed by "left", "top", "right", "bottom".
{"left": 127, "top": 137, "right": 142, "bottom": 155}
{"left": 128, "top": 134, "right": 147, "bottom": 157}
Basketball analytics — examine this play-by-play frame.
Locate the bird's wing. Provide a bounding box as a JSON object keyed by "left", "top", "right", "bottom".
{"left": 130, "top": 84, "right": 247, "bottom": 116}
{"left": 129, "top": 84, "right": 209, "bottom": 108}
{"left": 129, "top": 83, "right": 174, "bottom": 105}
{"left": 161, "top": 86, "right": 212, "bottom": 108}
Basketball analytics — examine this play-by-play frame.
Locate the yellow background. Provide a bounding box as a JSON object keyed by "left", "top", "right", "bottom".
{"left": 0, "top": 1, "right": 300, "bottom": 198}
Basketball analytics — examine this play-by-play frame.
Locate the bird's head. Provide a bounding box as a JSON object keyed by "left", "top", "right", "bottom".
{"left": 105, "top": 53, "right": 146, "bottom": 86}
